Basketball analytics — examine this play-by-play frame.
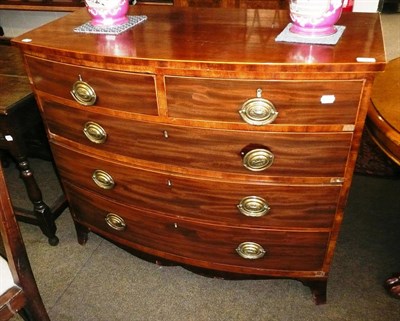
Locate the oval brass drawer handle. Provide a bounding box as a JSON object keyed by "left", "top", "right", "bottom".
{"left": 239, "top": 88, "right": 278, "bottom": 125}
{"left": 83, "top": 121, "right": 107, "bottom": 144}
{"left": 70, "top": 75, "right": 97, "bottom": 106}
{"left": 236, "top": 242, "right": 266, "bottom": 260}
{"left": 105, "top": 213, "right": 126, "bottom": 231}
{"left": 243, "top": 148, "right": 274, "bottom": 171}
{"left": 237, "top": 196, "right": 270, "bottom": 217}
{"left": 92, "top": 170, "right": 115, "bottom": 190}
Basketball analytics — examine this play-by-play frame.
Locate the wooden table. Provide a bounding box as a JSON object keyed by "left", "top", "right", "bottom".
{"left": 367, "top": 58, "right": 400, "bottom": 166}
{"left": 0, "top": 44, "right": 67, "bottom": 245}
{"left": 367, "top": 58, "right": 400, "bottom": 299}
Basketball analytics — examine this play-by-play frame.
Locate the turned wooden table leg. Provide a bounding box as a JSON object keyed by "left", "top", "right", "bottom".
{"left": 15, "top": 155, "right": 59, "bottom": 246}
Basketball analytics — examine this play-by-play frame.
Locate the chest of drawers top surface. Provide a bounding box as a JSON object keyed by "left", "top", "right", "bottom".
{"left": 13, "top": 6, "right": 385, "bottom": 73}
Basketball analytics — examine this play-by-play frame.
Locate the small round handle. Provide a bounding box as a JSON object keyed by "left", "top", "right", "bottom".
{"left": 236, "top": 242, "right": 266, "bottom": 260}
{"left": 70, "top": 75, "right": 97, "bottom": 106}
{"left": 92, "top": 170, "right": 115, "bottom": 190}
{"left": 105, "top": 213, "right": 126, "bottom": 231}
{"left": 237, "top": 196, "right": 270, "bottom": 217}
{"left": 242, "top": 148, "right": 274, "bottom": 171}
{"left": 83, "top": 121, "right": 107, "bottom": 144}
{"left": 239, "top": 88, "right": 278, "bottom": 125}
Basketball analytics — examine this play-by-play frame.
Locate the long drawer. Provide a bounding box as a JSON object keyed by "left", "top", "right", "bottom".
{"left": 52, "top": 143, "right": 340, "bottom": 228}
{"left": 165, "top": 76, "right": 363, "bottom": 124}
{"left": 44, "top": 101, "right": 352, "bottom": 177}
{"left": 26, "top": 56, "right": 158, "bottom": 115}
{"left": 66, "top": 182, "right": 330, "bottom": 273}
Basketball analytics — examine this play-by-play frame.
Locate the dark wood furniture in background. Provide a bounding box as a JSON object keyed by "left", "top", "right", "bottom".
{"left": 174, "top": 0, "right": 287, "bottom": 8}
{"left": 0, "top": 0, "right": 171, "bottom": 11}
{"left": 382, "top": 0, "right": 400, "bottom": 12}
{"left": 0, "top": 42, "right": 67, "bottom": 245}
{"left": 0, "top": 164, "right": 51, "bottom": 321}
{"left": 367, "top": 57, "right": 400, "bottom": 300}
{"left": 0, "top": 0, "right": 287, "bottom": 11}
{"left": 13, "top": 6, "right": 386, "bottom": 304}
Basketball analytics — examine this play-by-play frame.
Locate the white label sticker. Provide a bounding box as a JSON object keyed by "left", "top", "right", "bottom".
{"left": 320, "top": 95, "right": 336, "bottom": 104}
{"left": 342, "top": 125, "right": 355, "bottom": 132}
{"left": 5, "top": 135, "right": 13, "bottom": 141}
{"left": 356, "top": 57, "right": 376, "bottom": 63}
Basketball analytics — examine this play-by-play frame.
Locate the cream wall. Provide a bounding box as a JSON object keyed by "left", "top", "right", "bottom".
{"left": 353, "top": 0, "right": 382, "bottom": 12}
{"left": 0, "top": 10, "right": 68, "bottom": 37}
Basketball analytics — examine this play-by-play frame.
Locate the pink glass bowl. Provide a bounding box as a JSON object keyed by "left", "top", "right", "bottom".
{"left": 85, "top": 0, "right": 129, "bottom": 27}
{"left": 289, "top": 0, "right": 343, "bottom": 37}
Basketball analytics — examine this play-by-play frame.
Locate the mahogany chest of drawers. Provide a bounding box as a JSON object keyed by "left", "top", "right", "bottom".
{"left": 13, "top": 6, "right": 386, "bottom": 304}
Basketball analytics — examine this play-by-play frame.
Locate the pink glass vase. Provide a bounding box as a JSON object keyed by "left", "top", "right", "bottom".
{"left": 85, "top": 0, "right": 130, "bottom": 27}
{"left": 289, "top": 0, "right": 343, "bottom": 36}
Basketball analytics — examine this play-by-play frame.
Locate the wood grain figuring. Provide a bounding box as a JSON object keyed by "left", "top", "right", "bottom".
{"left": 12, "top": 6, "right": 386, "bottom": 303}
{"left": 43, "top": 100, "right": 352, "bottom": 176}
{"left": 27, "top": 56, "right": 158, "bottom": 115}
{"left": 66, "top": 183, "right": 329, "bottom": 274}
{"left": 166, "top": 77, "right": 363, "bottom": 124}
{"left": 52, "top": 143, "right": 340, "bottom": 229}
{"left": 15, "top": 8, "right": 385, "bottom": 72}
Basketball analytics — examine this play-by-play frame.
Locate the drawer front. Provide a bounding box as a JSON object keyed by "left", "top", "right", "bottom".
{"left": 166, "top": 77, "right": 362, "bottom": 125}
{"left": 52, "top": 144, "right": 340, "bottom": 228}
{"left": 66, "top": 183, "right": 329, "bottom": 273}
{"left": 26, "top": 56, "right": 158, "bottom": 115}
{"left": 44, "top": 101, "right": 352, "bottom": 177}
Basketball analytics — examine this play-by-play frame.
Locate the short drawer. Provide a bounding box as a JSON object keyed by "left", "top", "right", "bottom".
{"left": 166, "top": 76, "right": 363, "bottom": 125}
{"left": 52, "top": 144, "right": 340, "bottom": 229}
{"left": 44, "top": 101, "right": 352, "bottom": 177}
{"left": 66, "top": 183, "right": 329, "bottom": 273}
{"left": 26, "top": 56, "right": 158, "bottom": 115}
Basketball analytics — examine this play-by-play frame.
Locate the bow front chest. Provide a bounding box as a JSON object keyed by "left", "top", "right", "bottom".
{"left": 13, "top": 6, "right": 386, "bottom": 304}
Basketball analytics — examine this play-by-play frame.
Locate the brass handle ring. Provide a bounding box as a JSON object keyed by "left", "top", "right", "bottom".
{"left": 92, "top": 170, "right": 115, "bottom": 190}
{"left": 236, "top": 242, "right": 266, "bottom": 260}
{"left": 105, "top": 213, "right": 126, "bottom": 231}
{"left": 243, "top": 148, "right": 274, "bottom": 172}
{"left": 70, "top": 75, "right": 97, "bottom": 106}
{"left": 83, "top": 121, "right": 107, "bottom": 144}
{"left": 239, "top": 88, "right": 278, "bottom": 125}
{"left": 237, "top": 196, "right": 270, "bottom": 217}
